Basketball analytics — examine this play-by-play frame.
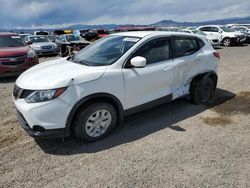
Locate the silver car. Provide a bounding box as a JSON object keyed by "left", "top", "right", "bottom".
{"left": 24, "top": 35, "right": 59, "bottom": 56}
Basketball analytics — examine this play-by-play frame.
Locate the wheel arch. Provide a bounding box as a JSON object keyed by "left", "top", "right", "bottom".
{"left": 65, "top": 93, "right": 124, "bottom": 136}
{"left": 189, "top": 71, "right": 218, "bottom": 94}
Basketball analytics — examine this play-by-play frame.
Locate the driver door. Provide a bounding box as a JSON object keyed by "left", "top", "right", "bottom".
{"left": 122, "top": 37, "right": 175, "bottom": 110}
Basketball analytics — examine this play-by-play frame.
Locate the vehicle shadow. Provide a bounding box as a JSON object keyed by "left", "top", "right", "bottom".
{"left": 0, "top": 76, "right": 18, "bottom": 83}
{"left": 213, "top": 46, "right": 223, "bottom": 50}
{"left": 35, "top": 88, "right": 236, "bottom": 155}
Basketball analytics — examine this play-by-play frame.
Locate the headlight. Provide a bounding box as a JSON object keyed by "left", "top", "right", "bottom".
{"left": 27, "top": 50, "right": 36, "bottom": 58}
{"left": 234, "top": 34, "right": 240, "bottom": 37}
{"left": 53, "top": 44, "right": 58, "bottom": 49}
{"left": 25, "top": 88, "right": 67, "bottom": 103}
{"left": 33, "top": 45, "right": 41, "bottom": 50}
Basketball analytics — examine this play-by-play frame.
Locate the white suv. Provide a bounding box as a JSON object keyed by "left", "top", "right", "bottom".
{"left": 13, "top": 31, "right": 219, "bottom": 142}
{"left": 198, "top": 25, "right": 246, "bottom": 46}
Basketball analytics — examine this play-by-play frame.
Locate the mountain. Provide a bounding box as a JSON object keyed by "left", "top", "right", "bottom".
{"left": 1, "top": 16, "right": 250, "bottom": 32}
{"left": 152, "top": 17, "right": 250, "bottom": 27}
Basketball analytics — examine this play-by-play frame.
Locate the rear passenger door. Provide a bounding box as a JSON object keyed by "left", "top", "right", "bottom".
{"left": 123, "top": 37, "right": 175, "bottom": 109}
{"left": 173, "top": 36, "right": 205, "bottom": 89}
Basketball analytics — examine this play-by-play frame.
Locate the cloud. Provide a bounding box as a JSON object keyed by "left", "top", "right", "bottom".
{"left": 0, "top": 0, "right": 250, "bottom": 28}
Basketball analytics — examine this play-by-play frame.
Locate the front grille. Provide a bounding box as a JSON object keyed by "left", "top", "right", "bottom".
{"left": 13, "top": 84, "right": 33, "bottom": 100}
{"left": 0, "top": 54, "right": 26, "bottom": 59}
{"left": 1, "top": 60, "right": 25, "bottom": 66}
{"left": 212, "top": 39, "right": 219, "bottom": 42}
{"left": 41, "top": 46, "right": 52, "bottom": 49}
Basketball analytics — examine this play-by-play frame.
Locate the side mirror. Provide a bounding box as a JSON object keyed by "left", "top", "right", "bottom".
{"left": 26, "top": 41, "right": 32, "bottom": 45}
{"left": 130, "top": 56, "right": 146, "bottom": 68}
{"left": 219, "top": 30, "right": 223, "bottom": 34}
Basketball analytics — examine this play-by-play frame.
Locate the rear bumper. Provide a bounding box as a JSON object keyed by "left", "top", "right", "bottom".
{"left": 16, "top": 110, "right": 67, "bottom": 138}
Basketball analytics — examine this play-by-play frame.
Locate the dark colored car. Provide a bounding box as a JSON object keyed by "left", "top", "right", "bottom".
{"left": 55, "top": 34, "right": 90, "bottom": 57}
{"left": 0, "top": 33, "right": 39, "bottom": 77}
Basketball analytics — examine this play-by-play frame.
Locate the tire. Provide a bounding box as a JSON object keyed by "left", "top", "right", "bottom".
{"left": 190, "top": 77, "right": 215, "bottom": 105}
{"left": 73, "top": 102, "right": 117, "bottom": 142}
{"left": 222, "top": 38, "right": 231, "bottom": 47}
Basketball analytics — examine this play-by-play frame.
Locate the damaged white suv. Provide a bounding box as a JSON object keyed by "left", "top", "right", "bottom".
{"left": 13, "top": 31, "right": 219, "bottom": 142}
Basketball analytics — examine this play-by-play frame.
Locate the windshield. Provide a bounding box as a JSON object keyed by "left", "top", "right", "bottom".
{"left": 66, "top": 35, "right": 81, "bottom": 41}
{"left": 220, "top": 27, "right": 234, "bottom": 32}
{"left": 192, "top": 30, "right": 206, "bottom": 36}
{"left": 48, "top": 36, "right": 56, "bottom": 40}
{"left": 71, "top": 35, "right": 140, "bottom": 66}
{"left": 0, "top": 36, "right": 26, "bottom": 47}
{"left": 29, "top": 36, "right": 50, "bottom": 43}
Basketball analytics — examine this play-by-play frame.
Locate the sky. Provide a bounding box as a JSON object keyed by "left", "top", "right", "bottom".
{"left": 0, "top": 0, "right": 250, "bottom": 29}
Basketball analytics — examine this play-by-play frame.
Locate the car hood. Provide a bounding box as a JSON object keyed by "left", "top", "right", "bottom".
{"left": 0, "top": 46, "right": 29, "bottom": 57}
{"left": 16, "top": 58, "right": 106, "bottom": 90}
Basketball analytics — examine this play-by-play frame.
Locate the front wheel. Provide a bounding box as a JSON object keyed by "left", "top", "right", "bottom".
{"left": 223, "top": 38, "right": 231, "bottom": 47}
{"left": 190, "top": 78, "right": 215, "bottom": 105}
{"left": 73, "top": 102, "right": 117, "bottom": 142}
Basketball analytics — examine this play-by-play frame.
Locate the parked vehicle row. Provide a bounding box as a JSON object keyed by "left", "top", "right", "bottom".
{"left": 198, "top": 25, "right": 246, "bottom": 46}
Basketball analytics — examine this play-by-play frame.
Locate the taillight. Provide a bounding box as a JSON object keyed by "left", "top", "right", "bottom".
{"left": 213, "top": 52, "right": 220, "bottom": 60}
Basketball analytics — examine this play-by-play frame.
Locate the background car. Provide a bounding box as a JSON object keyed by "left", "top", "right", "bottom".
{"left": 180, "top": 29, "right": 220, "bottom": 46}
{"left": 231, "top": 26, "right": 250, "bottom": 43}
{"left": 24, "top": 35, "right": 59, "bottom": 56}
{"left": 198, "top": 25, "right": 246, "bottom": 46}
{"left": 0, "top": 33, "right": 38, "bottom": 77}
{"left": 55, "top": 34, "right": 91, "bottom": 56}
{"left": 33, "top": 31, "right": 49, "bottom": 35}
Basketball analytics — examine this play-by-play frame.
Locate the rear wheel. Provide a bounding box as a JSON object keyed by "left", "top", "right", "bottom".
{"left": 190, "top": 77, "right": 215, "bottom": 105}
{"left": 73, "top": 102, "right": 117, "bottom": 142}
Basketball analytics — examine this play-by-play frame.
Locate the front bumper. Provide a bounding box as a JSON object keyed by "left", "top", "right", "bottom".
{"left": 13, "top": 96, "right": 72, "bottom": 138}
{"left": 35, "top": 49, "right": 59, "bottom": 56}
{"left": 0, "top": 58, "right": 38, "bottom": 76}
{"left": 16, "top": 110, "right": 66, "bottom": 137}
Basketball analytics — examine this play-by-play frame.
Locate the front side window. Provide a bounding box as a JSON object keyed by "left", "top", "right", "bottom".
{"left": 174, "top": 37, "right": 199, "bottom": 58}
{"left": 71, "top": 35, "right": 140, "bottom": 66}
{"left": 210, "top": 27, "right": 219, "bottom": 32}
{"left": 132, "top": 38, "right": 171, "bottom": 64}
{"left": 199, "top": 27, "right": 211, "bottom": 32}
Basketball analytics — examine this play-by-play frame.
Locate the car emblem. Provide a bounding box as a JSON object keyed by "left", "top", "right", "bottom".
{"left": 9, "top": 58, "right": 17, "bottom": 62}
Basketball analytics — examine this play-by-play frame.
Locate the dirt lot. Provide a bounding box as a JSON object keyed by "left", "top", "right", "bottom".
{"left": 0, "top": 45, "right": 250, "bottom": 188}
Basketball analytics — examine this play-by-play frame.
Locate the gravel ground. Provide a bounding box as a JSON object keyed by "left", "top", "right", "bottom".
{"left": 0, "top": 46, "right": 249, "bottom": 188}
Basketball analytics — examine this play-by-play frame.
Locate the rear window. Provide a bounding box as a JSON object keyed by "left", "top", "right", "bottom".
{"left": 174, "top": 37, "right": 203, "bottom": 58}
{"left": 0, "top": 36, "right": 26, "bottom": 47}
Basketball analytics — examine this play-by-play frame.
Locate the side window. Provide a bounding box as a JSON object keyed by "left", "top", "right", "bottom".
{"left": 133, "top": 38, "right": 171, "bottom": 64}
{"left": 174, "top": 37, "right": 199, "bottom": 58}
{"left": 210, "top": 27, "right": 219, "bottom": 32}
{"left": 199, "top": 27, "right": 211, "bottom": 32}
